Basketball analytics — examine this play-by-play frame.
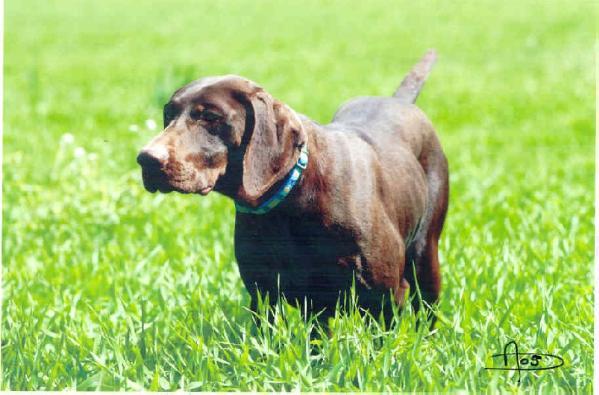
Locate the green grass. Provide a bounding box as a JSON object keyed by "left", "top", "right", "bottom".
{"left": 2, "top": 0, "right": 595, "bottom": 391}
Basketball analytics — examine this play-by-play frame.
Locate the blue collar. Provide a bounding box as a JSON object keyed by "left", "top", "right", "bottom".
{"left": 235, "top": 145, "right": 309, "bottom": 215}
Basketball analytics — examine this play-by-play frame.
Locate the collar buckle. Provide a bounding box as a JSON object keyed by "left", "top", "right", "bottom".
{"left": 296, "top": 146, "right": 308, "bottom": 170}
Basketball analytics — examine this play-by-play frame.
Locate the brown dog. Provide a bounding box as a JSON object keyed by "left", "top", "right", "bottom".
{"left": 137, "top": 50, "right": 448, "bottom": 325}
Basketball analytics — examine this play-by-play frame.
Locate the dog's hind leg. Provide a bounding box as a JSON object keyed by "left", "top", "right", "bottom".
{"left": 406, "top": 143, "right": 449, "bottom": 328}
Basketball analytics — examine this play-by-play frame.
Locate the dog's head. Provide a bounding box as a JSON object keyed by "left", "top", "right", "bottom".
{"left": 137, "top": 75, "right": 306, "bottom": 205}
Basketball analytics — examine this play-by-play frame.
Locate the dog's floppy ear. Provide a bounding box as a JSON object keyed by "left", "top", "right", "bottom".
{"left": 239, "top": 90, "right": 304, "bottom": 205}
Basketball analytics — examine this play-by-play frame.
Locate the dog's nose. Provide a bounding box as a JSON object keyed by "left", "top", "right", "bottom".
{"left": 136, "top": 150, "right": 164, "bottom": 170}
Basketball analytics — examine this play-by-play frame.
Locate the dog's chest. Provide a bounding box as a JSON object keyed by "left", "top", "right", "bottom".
{"left": 234, "top": 213, "right": 360, "bottom": 301}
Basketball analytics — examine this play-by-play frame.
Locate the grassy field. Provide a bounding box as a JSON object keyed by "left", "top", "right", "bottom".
{"left": 2, "top": 0, "right": 595, "bottom": 391}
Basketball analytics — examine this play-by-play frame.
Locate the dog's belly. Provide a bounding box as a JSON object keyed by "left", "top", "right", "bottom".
{"left": 234, "top": 213, "right": 402, "bottom": 312}
{"left": 238, "top": 245, "right": 362, "bottom": 310}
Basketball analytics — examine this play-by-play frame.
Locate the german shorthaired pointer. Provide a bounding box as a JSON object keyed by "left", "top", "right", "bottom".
{"left": 137, "top": 50, "right": 448, "bottom": 326}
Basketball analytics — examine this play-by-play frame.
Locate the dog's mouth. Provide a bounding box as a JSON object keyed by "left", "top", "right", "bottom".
{"left": 141, "top": 168, "right": 174, "bottom": 193}
{"left": 141, "top": 168, "right": 215, "bottom": 195}
{"left": 137, "top": 150, "right": 223, "bottom": 196}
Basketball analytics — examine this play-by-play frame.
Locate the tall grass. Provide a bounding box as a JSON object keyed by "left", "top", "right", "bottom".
{"left": 2, "top": 0, "right": 594, "bottom": 391}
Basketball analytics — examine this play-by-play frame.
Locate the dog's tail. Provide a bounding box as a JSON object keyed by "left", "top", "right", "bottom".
{"left": 393, "top": 49, "right": 437, "bottom": 104}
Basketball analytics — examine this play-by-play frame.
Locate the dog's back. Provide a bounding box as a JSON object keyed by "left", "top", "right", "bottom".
{"left": 329, "top": 49, "right": 439, "bottom": 160}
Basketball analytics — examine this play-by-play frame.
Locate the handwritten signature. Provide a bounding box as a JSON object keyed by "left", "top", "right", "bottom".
{"left": 484, "top": 340, "right": 564, "bottom": 384}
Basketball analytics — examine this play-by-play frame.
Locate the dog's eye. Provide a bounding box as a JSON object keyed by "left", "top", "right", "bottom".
{"left": 202, "top": 110, "right": 222, "bottom": 122}
{"left": 191, "top": 108, "right": 223, "bottom": 123}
